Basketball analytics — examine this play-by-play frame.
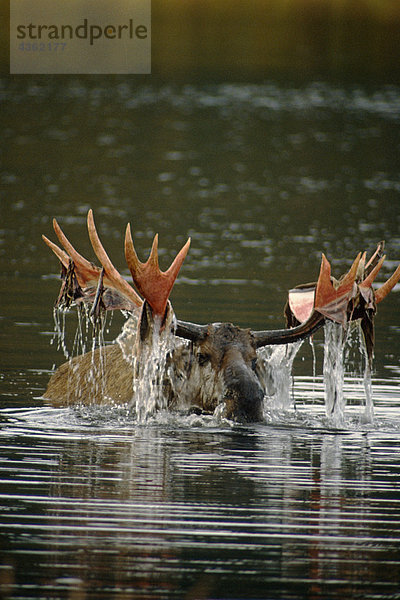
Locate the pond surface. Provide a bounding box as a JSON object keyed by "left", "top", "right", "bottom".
{"left": 1, "top": 77, "right": 400, "bottom": 598}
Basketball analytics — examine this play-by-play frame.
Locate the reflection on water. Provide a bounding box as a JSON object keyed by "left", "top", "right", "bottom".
{"left": 1, "top": 77, "right": 400, "bottom": 598}
{"left": 1, "top": 406, "right": 400, "bottom": 599}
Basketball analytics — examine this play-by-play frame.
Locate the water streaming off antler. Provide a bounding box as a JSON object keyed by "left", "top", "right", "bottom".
{"left": 132, "top": 316, "right": 176, "bottom": 423}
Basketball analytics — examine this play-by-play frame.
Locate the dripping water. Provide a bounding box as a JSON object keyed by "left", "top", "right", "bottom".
{"left": 53, "top": 303, "right": 114, "bottom": 356}
{"left": 48, "top": 303, "right": 377, "bottom": 426}
{"left": 256, "top": 319, "right": 376, "bottom": 427}
{"left": 310, "top": 336, "right": 317, "bottom": 389}
{"left": 323, "top": 321, "right": 347, "bottom": 426}
{"left": 50, "top": 304, "right": 113, "bottom": 404}
{"left": 363, "top": 363, "right": 374, "bottom": 423}
{"left": 342, "top": 321, "right": 374, "bottom": 424}
{"left": 132, "top": 315, "right": 176, "bottom": 423}
{"left": 258, "top": 341, "right": 303, "bottom": 417}
{"left": 322, "top": 320, "right": 374, "bottom": 426}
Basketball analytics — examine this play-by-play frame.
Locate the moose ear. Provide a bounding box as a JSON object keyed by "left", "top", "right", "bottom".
{"left": 125, "top": 223, "right": 191, "bottom": 319}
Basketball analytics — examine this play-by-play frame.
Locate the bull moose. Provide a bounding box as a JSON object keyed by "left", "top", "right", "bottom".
{"left": 42, "top": 210, "right": 400, "bottom": 422}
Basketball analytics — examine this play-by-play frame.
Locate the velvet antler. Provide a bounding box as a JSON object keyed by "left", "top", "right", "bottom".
{"left": 86, "top": 210, "right": 142, "bottom": 310}
{"left": 43, "top": 213, "right": 142, "bottom": 312}
{"left": 43, "top": 219, "right": 101, "bottom": 290}
{"left": 125, "top": 224, "right": 191, "bottom": 319}
{"left": 314, "top": 252, "right": 361, "bottom": 325}
{"left": 287, "top": 242, "right": 400, "bottom": 326}
{"left": 374, "top": 263, "right": 400, "bottom": 304}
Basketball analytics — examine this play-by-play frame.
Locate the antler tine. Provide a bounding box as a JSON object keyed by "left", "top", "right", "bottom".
{"left": 149, "top": 234, "right": 160, "bottom": 269}
{"left": 365, "top": 241, "right": 385, "bottom": 271}
{"left": 359, "top": 255, "right": 386, "bottom": 290}
{"left": 375, "top": 263, "right": 400, "bottom": 304}
{"left": 314, "top": 253, "right": 332, "bottom": 308}
{"left": 42, "top": 234, "right": 70, "bottom": 268}
{"left": 357, "top": 252, "right": 367, "bottom": 281}
{"left": 166, "top": 237, "right": 191, "bottom": 283}
{"left": 124, "top": 223, "right": 141, "bottom": 271}
{"left": 87, "top": 210, "right": 142, "bottom": 308}
{"left": 52, "top": 217, "right": 99, "bottom": 279}
{"left": 339, "top": 252, "right": 362, "bottom": 290}
{"left": 313, "top": 252, "right": 360, "bottom": 325}
{"left": 125, "top": 223, "right": 191, "bottom": 318}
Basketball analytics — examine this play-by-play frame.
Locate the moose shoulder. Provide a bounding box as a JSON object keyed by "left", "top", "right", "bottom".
{"left": 42, "top": 211, "right": 400, "bottom": 422}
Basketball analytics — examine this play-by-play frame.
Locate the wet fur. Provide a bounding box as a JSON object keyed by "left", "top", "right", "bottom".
{"left": 44, "top": 316, "right": 265, "bottom": 420}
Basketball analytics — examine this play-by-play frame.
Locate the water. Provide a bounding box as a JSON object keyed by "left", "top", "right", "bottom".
{"left": 1, "top": 77, "right": 400, "bottom": 599}
{"left": 1, "top": 407, "right": 400, "bottom": 599}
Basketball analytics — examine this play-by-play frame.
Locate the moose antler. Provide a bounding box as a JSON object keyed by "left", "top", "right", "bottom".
{"left": 280, "top": 243, "right": 400, "bottom": 366}
{"left": 43, "top": 212, "right": 142, "bottom": 312}
{"left": 43, "top": 211, "right": 191, "bottom": 320}
{"left": 313, "top": 252, "right": 361, "bottom": 325}
{"left": 252, "top": 252, "right": 360, "bottom": 348}
{"left": 286, "top": 242, "right": 400, "bottom": 327}
{"left": 44, "top": 216, "right": 399, "bottom": 357}
{"left": 176, "top": 245, "right": 400, "bottom": 347}
{"left": 86, "top": 210, "right": 142, "bottom": 310}
{"left": 125, "top": 224, "right": 191, "bottom": 319}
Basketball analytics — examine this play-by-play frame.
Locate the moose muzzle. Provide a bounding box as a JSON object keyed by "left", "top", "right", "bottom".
{"left": 222, "top": 348, "right": 265, "bottom": 422}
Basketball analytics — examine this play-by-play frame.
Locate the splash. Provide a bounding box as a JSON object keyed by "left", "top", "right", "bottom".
{"left": 48, "top": 304, "right": 376, "bottom": 428}
{"left": 256, "top": 320, "right": 375, "bottom": 427}
{"left": 362, "top": 365, "right": 374, "bottom": 424}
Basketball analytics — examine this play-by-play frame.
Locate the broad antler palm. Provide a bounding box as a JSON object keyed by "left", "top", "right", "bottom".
{"left": 284, "top": 241, "right": 400, "bottom": 365}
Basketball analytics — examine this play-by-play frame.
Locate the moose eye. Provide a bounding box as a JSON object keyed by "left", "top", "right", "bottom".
{"left": 198, "top": 353, "right": 210, "bottom": 366}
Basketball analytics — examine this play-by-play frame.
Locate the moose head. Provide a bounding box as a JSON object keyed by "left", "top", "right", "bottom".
{"left": 42, "top": 211, "right": 400, "bottom": 422}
